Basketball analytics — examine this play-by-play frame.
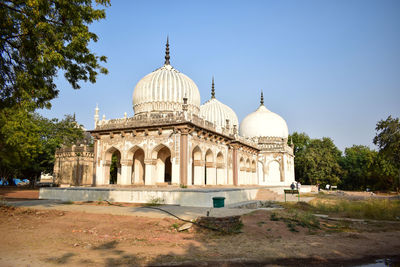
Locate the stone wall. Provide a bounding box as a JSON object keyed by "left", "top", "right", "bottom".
{"left": 53, "top": 145, "right": 94, "bottom": 186}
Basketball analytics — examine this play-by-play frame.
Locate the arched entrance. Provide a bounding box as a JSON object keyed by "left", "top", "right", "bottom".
{"left": 153, "top": 145, "right": 172, "bottom": 184}
{"left": 192, "top": 146, "right": 203, "bottom": 185}
{"left": 104, "top": 147, "right": 121, "bottom": 185}
{"left": 239, "top": 157, "right": 245, "bottom": 185}
{"left": 245, "top": 158, "right": 250, "bottom": 185}
{"left": 268, "top": 160, "right": 281, "bottom": 185}
{"left": 132, "top": 148, "right": 145, "bottom": 185}
{"left": 216, "top": 152, "right": 225, "bottom": 185}
{"left": 205, "top": 149, "right": 215, "bottom": 185}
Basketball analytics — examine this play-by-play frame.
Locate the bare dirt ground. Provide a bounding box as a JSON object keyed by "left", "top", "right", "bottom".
{"left": 0, "top": 189, "right": 399, "bottom": 266}
{"left": 0, "top": 187, "right": 39, "bottom": 201}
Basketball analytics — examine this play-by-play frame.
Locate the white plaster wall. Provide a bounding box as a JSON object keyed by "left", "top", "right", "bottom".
{"left": 40, "top": 187, "right": 261, "bottom": 207}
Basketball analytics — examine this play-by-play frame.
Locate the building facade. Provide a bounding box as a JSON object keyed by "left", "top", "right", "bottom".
{"left": 55, "top": 39, "right": 295, "bottom": 187}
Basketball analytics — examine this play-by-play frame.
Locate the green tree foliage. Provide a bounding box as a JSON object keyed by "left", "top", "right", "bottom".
{"left": 109, "top": 154, "right": 118, "bottom": 184}
{"left": 290, "top": 133, "right": 343, "bottom": 186}
{"left": 340, "top": 145, "right": 377, "bottom": 190}
{"left": 373, "top": 116, "right": 400, "bottom": 189}
{"left": 0, "top": 0, "right": 110, "bottom": 109}
{"left": 373, "top": 116, "right": 400, "bottom": 167}
{"left": 0, "top": 106, "right": 84, "bottom": 184}
{"left": 289, "top": 132, "right": 310, "bottom": 155}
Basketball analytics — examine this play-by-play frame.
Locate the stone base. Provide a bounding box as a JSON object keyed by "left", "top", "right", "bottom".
{"left": 39, "top": 185, "right": 315, "bottom": 207}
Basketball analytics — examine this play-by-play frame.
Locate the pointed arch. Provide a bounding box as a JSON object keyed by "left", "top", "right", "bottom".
{"left": 152, "top": 144, "right": 172, "bottom": 184}
{"left": 103, "top": 146, "right": 122, "bottom": 185}
{"left": 216, "top": 152, "right": 224, "bottom": 168}
{"left": 104, "top": 146, "right": 121, "bottom": 161}
{"left": 205, "top": 149, "right": 215, "bottom": 185}
{"left": 267, "top": 160, "right": 281, "bottom": 185}
{"left": 192, "top": 146, "right": 203, "bottom": 185}
{"left": 216, "top": 151, "right": 226, "bottom": 185}
{"left": 205, "top": 149, "right": 214, "bottom": 163}
{"left": 128, "top": 145, "right": 145, "bottom": 185}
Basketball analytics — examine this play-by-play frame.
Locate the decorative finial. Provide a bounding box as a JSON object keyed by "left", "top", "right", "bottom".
{"left": 164, "top": 36, "right": 170, "bottom": 65}
{"left": 211, "top": 76, "right": 215, "bottom": 99}
{"left": 260, "top": 91, "right": 264, "bottom": 106}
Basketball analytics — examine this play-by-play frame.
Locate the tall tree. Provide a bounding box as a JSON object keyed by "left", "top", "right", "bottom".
{"left": 0, "top": 0, "right": 109, "bottom": 109}
{"left": 294, "top": 137, "right": 343, "bottom": 186}
{"left": 340, "top": 145, "right": 376, "bottom": 190}
{"left": 373, "top": 116, "right": 400, "bottom": 189}
{"left": 0, "top": 107, "right": 84, "bottom": 185}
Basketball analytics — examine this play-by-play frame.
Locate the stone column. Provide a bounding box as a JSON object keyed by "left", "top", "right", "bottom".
{"left": 144, "top": 159, "right": 155, "bottom": 185}
{"left": 103, "top": 160, "right": 111, "bottom": 185}
{"left": 92, "top": 138, "right": 98, "bottom": 186}
{"left": 120, "top": 159, "right": 133, "bottom": 185}
{"left": 232, "top": 146, "right": 238, "bottom": 186}
{"left": 179, "top": 127, "right": 190, "bottom": 186}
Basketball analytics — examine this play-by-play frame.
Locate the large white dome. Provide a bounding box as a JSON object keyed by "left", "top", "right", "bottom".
{"left": 240, "top": 97, "right": 289, "bottom": 139}
{"left": 132, "top": 40, "right": 201, "bottom": 115}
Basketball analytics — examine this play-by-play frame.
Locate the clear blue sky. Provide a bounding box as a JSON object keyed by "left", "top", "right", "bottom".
{"left": 39, "top": 0, "right": 400, "bottom": 151}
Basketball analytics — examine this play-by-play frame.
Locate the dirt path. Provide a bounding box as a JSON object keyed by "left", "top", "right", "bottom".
{"left": 0, "top": 187, "right": 39, "bottom": 201}
{"left": 0, "top": 205, "right": 399, "bottom": 266}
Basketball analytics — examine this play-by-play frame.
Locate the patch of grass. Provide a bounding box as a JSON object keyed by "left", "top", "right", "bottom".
{"left": 179, "top": 184, "right": 187, "bottom": 189}
{"left": 61, "top": 200, "right": 74, "bottom": 205}
{"left": 145, "top": 196, "right": 165, "bottom": 206}
{"left": 256, "top": 221, "right": 266, "bottom": 227}
{"left": 171, "top": 223, "right": 180, "bottom": 230}
{"left": 270, "top": 210, "right": 320, "bottom": 233}
{"left": 286, "top": 221, "right": 298, "bottom": 232}
{"left": 270, "top": 213, "right": 279, "bottom": 221}
{"left": 310, "top": 198, "right": 400, "bottom": 220}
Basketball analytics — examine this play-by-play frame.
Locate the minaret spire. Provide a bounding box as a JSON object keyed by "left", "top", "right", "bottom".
{"left": 211, "top": 76, "right": 215, "bottom": 99}
{"left": 164, "top": 36, "right": 170, "bottom": 65}
{"left": 260, "top": 91, "right": 264, "bottom": 106}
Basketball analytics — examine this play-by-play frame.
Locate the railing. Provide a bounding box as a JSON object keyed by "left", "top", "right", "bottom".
{"left": 95, "top": 111, "right": 238, "bottom": 137}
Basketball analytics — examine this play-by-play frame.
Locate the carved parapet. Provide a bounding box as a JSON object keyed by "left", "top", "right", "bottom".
{"left": 94, "top": 111, "right": 187, "bottom": 131}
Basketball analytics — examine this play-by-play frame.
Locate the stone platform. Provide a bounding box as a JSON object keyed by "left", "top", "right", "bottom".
{"left": 39, "top": 186, "right": 314, "bottom": 207}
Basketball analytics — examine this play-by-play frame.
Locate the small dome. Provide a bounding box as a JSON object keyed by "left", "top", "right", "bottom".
{"left": 132, "top": 39, "right": 201, "bottom": 115}
{"left": 200, "top": 78, "right": 239, "bottom": 132}
{"left": 200, "top": 98, "right": 239, "bottom": 130}
{"left": 240, "top": 94, "right": 289, "bottom": 139}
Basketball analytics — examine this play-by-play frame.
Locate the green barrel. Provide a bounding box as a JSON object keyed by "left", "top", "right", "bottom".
{"left": 212, "top": 197, "right": 225, "bottom": 208}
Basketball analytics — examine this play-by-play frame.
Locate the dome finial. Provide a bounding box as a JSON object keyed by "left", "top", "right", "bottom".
{"left": 211, "top": 76, "right": 215, "bottom": 99}
{"left": 260, "top": 90, "right": 264, "bottom": 106}
{"left": 164, "top": 36, "right": 170, "bottom": 65}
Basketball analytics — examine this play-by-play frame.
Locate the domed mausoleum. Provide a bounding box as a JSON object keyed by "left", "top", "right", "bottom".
{"left": 53, "top": 39, "right": 295, "bottom": 189}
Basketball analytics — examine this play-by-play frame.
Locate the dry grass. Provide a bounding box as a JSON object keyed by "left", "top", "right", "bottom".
{"left": 283, "top": 194, "right": 400, "bottom": 221}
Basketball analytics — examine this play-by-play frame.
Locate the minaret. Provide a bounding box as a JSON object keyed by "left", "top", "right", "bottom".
{"left": 211, "top": 76, "right": 215, "bottom": 99}
{"left": 260, "top": 91, "right": 264, "bottom": 106}
{"left": 94, "top": 104, "right": 99, "bottom": 128}
{"left": 164, "top": 36, "right": 170, "bottom": 65}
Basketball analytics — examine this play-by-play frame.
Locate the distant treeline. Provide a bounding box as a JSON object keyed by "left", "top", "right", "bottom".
{"left": 290, "top": 116, "right": 400, "bottom": 191}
